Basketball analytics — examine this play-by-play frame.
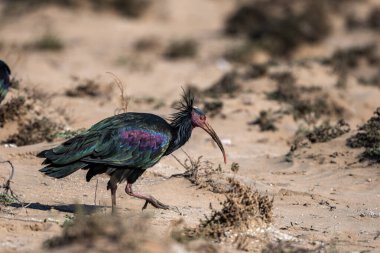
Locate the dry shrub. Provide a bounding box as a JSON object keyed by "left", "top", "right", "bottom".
{"left": 287, "top": 120, "right": 350, "bottom": 162}
{"left": 203, "top": 100, "right": 224, "bottom": 118}
{"left": 287, "top": 127, "right": 311, "bottom": 161}
{"left": 188, "top": 178, "right": 273, "bottom": 243}
{"left": 245, "top": 62, "right": 270, "bottom": 79}
{"left": 262, "top": 241, "right": 320, "bottom": 253}
{"left": 249, "top": 110, "right": 279, "bottom": 132}
{"left": 105, "top": 0, "right": 152, "bottom": 18}
{"left": 224, "top": 42, "right": 255, "bottom": 64}
{"left": 268, "top": 72, "right": 345, "bottom": 122}
{"left": 268, "top": 72, "right": 328, "bottom": 106}
{"left": 24, "top": 87, "right": 51, "bottom": 102}
{"left": 3, "top": 0, "right": 152, "bottom": 18}
{"left": 0, "top": 96, "right": 28, "bottom": 127}
{"left": 325, "top": 44, "right": 378, "bottom": 69}
{"left": 293, "top": 120, "right": 350, "bottom": 145}
{"left": 172, "top": 155, "right": 226, "bottom": 193}
{"left": 3, "top": 0, "right": 77, "bottom": 14}
{"left": 345, "top": 13, "right": 365, "bottom": 31}
{"left": 133, "top": 96, "right": 165, "bottom": 110}
{"left": 0, "top": 193, "right": 18, "bottom": 206}
{"left": 225, "top": 0, "right": 331, "bottom": 56}
{"left": 66, "top": 80, "right": 102, "bottom": 98}
{"left": 164, "top": 39, "right": 198, "bottom": 60}
{"left": 0, "top": 86, "right": 54, "bottom": 127}
{"left": 305, "top": 120, "right": 350, "bottom": 143}
{"left": 9, "top": 77, "right": 21, "bottom": 89}
{"left": 362, "top": 146, "right": 380, "bottom": 161}
{"left": 4, "top": 117, "right": 63, "bottom": 146}
{"left": 44, "top": 213, "right": 160, "bottom": 252}
{"left": 110, "top": 74, "right": 130, "bottom": 114}
{"left": 31, "top": 33, "right": 64, "bottom": 51}
{"left": 0, "top": 82, "right": 67, "bottom": 145}
{"left": 347, "top": 108, "right": 380, "bottom": 149}
{"left": 358, "top": 71, "right": 380, "bottom": 87}
{"left": 322, "top": 44, "right": 380, "bottom": 88}
{"left": 172, "top": 156, "right": 273, "bottom": 249}
{"left": 105, "top": 0, "right": 151, "bottom": 17}
{"left": 368, "top": 8, "right": 380, "bottom": 30}
{"left": 0, "top": 160, "right": 19, "bottom": 207}
{"left": 45, "top": 212, "right": 234, "bottom": 253}
{"left": 203, "top": 72, "right": 241, "bottom": 98}
{"left": 133, "top": 37, "right": 161, "bottom": 52}
{"left": 347, "top": 108, "right": 380, "bottom": 161}
{"left": 267, "top": 72, "right": 299, "bottom": 102}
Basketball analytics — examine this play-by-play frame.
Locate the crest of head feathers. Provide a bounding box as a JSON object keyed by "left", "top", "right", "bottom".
{"left": 170, "top": 89, "right": 194, "bottom": 127}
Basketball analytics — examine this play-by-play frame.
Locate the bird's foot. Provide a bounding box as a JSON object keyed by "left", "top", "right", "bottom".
{"left": 142, "top": 199, "right": 181, "bottom": 214}
{"left": 125, "top": 183, "right": 181, "bottom": 214}
{"left": 142, "top": 197, "right": 170, "bottom": 210}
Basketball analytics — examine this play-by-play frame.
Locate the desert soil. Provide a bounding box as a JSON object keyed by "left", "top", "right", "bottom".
{"left": 0, "top": 0, "right": 379, "bottom": 252}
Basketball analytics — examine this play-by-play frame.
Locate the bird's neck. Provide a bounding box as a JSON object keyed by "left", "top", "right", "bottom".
{"left": 165, "top": 118, "right": 193, "bottom": 155}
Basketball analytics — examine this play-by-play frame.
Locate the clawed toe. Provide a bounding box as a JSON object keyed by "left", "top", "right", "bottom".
{"left": 141, "top": 200, "right": 181, "bottom": 214}
{"left": 169, "top": 205, "right": 181, "bottom": 214}
{"left": 142, "top": 198, "right": 170, "bottom": 210}
{"left": 142, "top": 200, "right": 182, "bottom": 215}
{"left": 125, "top": 183, "right": 179, "bottom": 212}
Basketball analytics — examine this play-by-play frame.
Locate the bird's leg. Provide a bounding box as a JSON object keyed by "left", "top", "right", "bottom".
{"left": 125, "top": 183, "right": 170, "bottom": 210}
{"left": 110, "top": 183, "right": 118, "bottom": 214}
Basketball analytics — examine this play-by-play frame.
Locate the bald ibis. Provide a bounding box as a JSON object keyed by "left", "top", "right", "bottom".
{"left": 38, "top": 91, "right": 226, "bottom": 212}
{"left": 0, "top": 60, "right": 11, "bottom": 104}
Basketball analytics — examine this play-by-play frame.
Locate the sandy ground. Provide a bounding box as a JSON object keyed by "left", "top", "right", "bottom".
{"left": 0, "top": 0, "right": 380, "bottom": 252}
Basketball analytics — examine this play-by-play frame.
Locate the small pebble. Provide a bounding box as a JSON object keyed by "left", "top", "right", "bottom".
{"left": 241, "top": 96, "right": 253, "bottom": 105}
{"left": 221, "top": 138, "right": 232, "bottom": 146}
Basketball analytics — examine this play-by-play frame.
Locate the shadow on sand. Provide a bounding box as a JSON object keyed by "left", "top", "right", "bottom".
{"left": 10, "top": 202, "right": 108, "bottom": 214}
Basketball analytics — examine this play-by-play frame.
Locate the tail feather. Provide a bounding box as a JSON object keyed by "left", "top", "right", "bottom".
{"left": 37, "top": 150, "right": 47, "bottom": 158}
{"left": 38, "top": 142, "right": 96, "bottom": 165}
{"left": 39, "top": 162, "right": 87, "bottom": 179}
{"left": 85, "top": 165, "right": 108, "bottom": 182}
{"left": 42, "top": 159, "right": 52, "bottom": 165}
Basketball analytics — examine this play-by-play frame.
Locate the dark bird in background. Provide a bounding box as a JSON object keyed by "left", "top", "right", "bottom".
{"left": 0, "top": 60, "right": 11, "bottom": 104}
{"left": 38, "top": 91, "right": 226, "bottom": 212}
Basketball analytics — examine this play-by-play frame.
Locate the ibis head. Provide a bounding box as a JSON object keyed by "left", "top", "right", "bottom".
{"left": 190, "top": 106, "right": 226, "bottom": 163}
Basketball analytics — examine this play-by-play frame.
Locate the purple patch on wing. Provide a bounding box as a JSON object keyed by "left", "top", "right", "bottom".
{"left": 121, "top": 129, "right": 167, "bottom": 151}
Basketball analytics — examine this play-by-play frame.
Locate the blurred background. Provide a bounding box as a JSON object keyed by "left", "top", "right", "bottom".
{"left": 1, "top": 0, "right": 380, "bottom": 142}
{"left": 0, "top": 0, "right": 379, "bottom": 105}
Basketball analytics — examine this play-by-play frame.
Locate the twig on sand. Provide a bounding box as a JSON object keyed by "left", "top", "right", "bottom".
{"left": 94, "top": 179, "right": 98, "bottom": 206}
{"left": 107, "top": 72, "right": 129, "bottom": 114}
{"left": 0, "top": 160, "right": 20, "bottom": 202}
{"left": 0, "top": 161, "right": 33, "bottom": 211}
{"left": 170, "top": 154, "right": 187, "bottom": 177}
{"left": 170, "top": 149, "right": 202, "bottom": 179}
{"left": 170, "top": 150, "right": 191, "bottom": 178}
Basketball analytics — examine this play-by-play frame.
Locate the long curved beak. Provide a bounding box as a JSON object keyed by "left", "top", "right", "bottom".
{"left": 200, "top": 121, "right": 227, "bottom": 164}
